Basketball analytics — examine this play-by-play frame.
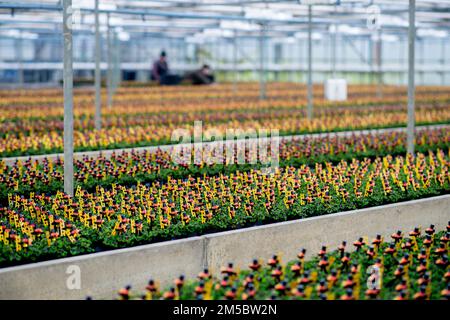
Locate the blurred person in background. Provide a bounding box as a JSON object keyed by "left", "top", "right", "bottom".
{"left": 151, "top": 50, "right": 182, "bottom": 85}
{"left": 186, "top": 64, "right": 215, "bottom": 85}
{"left": 151, "top": 50, "right": 168, "bottom": 83}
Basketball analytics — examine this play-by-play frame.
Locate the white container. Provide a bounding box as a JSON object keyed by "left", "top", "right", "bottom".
{"left": 324, "top": 78, "right": 348, "bottom": 101}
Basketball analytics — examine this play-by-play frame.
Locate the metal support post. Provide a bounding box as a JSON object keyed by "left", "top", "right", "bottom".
{"left": 331, "top": 24, "right": 336, "bottom": 78}
{"left": 94, "top": 0, "right": 101, "bottom": 130}
{"left": 17, "top": 36, "right": 24, "bottom": 86}
{"left": 376, "top": 29, "right": 383, "bottom": 98}
{"left": 63, "top": 0, "right": 74, "bottom": 196}
{"left": 307, "top": 5, "right": 313, "bottom": 120}
{"left": 407, "top": 0, "right": 416, "bottom": 155}
{"left": 107, "top": 13, "right": 113, "bottom": 109}
{"left": 259, "top": 24, "right": 266, "bottom": 100}
{"left": 233, "top": 34, "right": 238, "bottom": 94}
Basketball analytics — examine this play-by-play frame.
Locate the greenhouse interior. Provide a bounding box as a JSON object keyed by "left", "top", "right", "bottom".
{"left": 0, "top": 0, "right": 449, "bottom": 304}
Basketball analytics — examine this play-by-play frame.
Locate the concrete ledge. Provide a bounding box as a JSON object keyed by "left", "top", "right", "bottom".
{"left": 0, "top": 236, "right": 205, "bottom": 300}
{"left": 0, "top": 194, "right": 449, "bottom": 300}
{"left": 205, "top": 195, "right": 450, "bottom": 274}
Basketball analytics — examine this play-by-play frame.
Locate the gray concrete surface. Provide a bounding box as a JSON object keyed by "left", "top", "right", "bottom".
{"left": 205, "top": 195, "right": 450, "bottom": 274}
{"left": 0, "top": 236, "right": 205, "bottom": 300}
{"left": 0, "top": 194, "right": 449, "bottom": 300}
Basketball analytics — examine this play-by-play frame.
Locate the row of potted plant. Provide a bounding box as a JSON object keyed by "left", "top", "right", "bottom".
{"left": 1, "top": 128, "right": 448, "bottom": 205}
{"left": 110, "top": 226, "right": 449, "bottom": 300}
{"left": 0, "top": 151, "right": 448, "bottom": 267}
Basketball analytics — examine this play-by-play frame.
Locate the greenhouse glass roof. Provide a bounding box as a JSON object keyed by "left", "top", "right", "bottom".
{"left": 0, "top": 0, "right": 449, "bottom": 39}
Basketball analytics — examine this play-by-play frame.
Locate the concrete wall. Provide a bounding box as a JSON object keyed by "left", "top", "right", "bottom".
{"left": 0, "top": 194, "right": 449, "bottom": 300}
